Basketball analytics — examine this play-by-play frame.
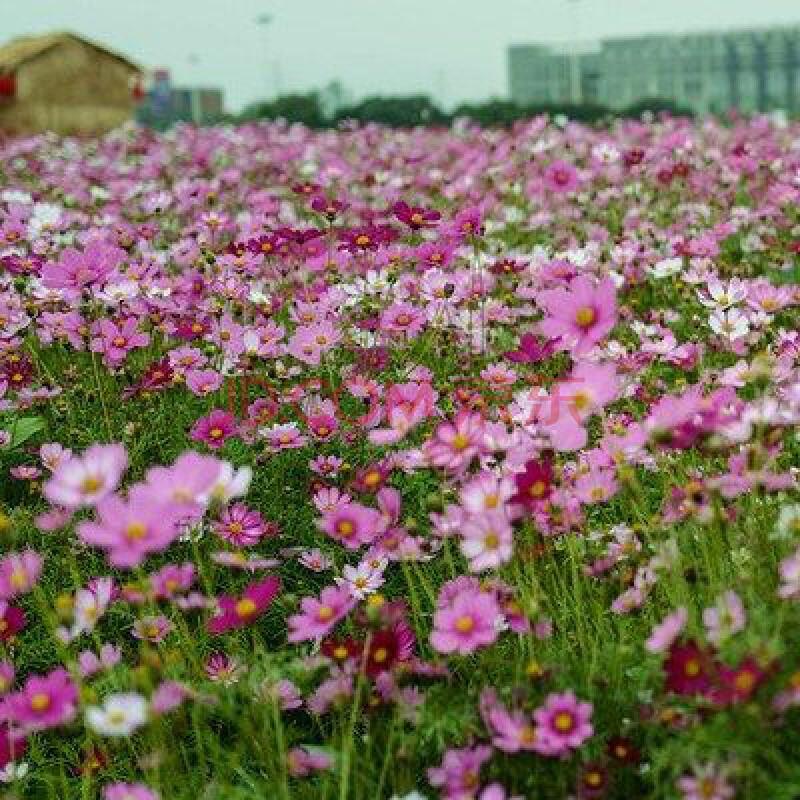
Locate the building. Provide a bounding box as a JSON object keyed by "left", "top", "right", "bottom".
{"left": 0, "top": 31, "right": 142, "bottom": 135}
{"left": 135, "top": 69, "right": 225, "bottom": 127}
{"left": 170, "top": 88, "right": 225, "bottom": 124}
{"left": 509, "top": 25, "right": 800, "bottom": 114}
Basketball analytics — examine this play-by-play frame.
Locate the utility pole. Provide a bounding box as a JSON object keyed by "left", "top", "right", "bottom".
{"left": 255, "top": 13, "right": 274, "bottom": 101}
{"left": 566, "top": 0, "right": 583, "bottom": 105}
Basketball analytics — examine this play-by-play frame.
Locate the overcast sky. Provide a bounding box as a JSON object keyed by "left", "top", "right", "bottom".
{"left": 6, "top": 1, "right": 800, "bottom": 111}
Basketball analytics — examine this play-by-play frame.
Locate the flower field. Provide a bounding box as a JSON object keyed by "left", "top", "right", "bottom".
{"left": 0, "top": 115, "right": 799, "bottom": 800}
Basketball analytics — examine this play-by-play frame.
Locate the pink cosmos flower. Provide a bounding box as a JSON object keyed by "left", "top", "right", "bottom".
{"left": 0, "top": 551, "right": 43, "bottom": 599}
{"left": 132, "top": 615, "right": 173, "bottom": 643}
{"left": 318, "top": 501, "right": 383, "bottom": 550}
{"left": 287, "top": 585, "right": 355, "bottom": 643}
{"left": 78, "top": 644, "right": 122, "bottom": 678}
{"left": 39, "top": 442, "right": 71, "bottom": 472}
{"left": 150, "top": 563, "right": 195, "bottom": 599}
{"left": 538, "top": 276, "right": 617, "bottom": 356}
{"left": 480, "top": 690, "right": 538, "bottom": 753}
{"left": 677, "top": 764, "right": 735, "bottom": 800}
{"left": 42, "top": 240, "right": 123, "bottom": 290}
{"left": 44, "top": 443, "right": 128, "bottom": 509}
{"left": 425, "top": 410, "right": 488, "bottom": 474}
{"left": 645, "top": 607, "right": 688, "bottom": 654}
{"left": 379, "top": 302, "right": 427, "bottom": 339}
{"left": 368, "top": 381, "right": 438, "bottom": 446}
{"left": 6, "top": 667, "right": 78, "bottom": 731}
{"left": 185, "top": 368, "right": 223, "bottom": 397}
{"left": 151, "top": 680, "right": 188, "bottom": 715}
{"left": 214, "top": 503, "right": 272, "bottom": 546}
{"left": 77, "top": 487, "right": 183, "bottom": 569}
{"left": 205, "top": 652, "right": 246, "bottom": 685}
{"left": 190, "top": 409, "right": 238, "bottom": 450}
{"left": 90, "top": 318, "right": 150, "bottom": 368}
{"left": 104, "top": 784, "right": 160, "bottom": 800}
{"left": 427, "top": 745, "right": 493, "bottom": 800}
{"left": 544, "top": 159, "right": 580, "bottom": 193}
{"left": 286, "top": 747, "right": 333, "bottom": 777}
{"left": 533, "top": 691, "right": 594, "bottom": 756}
{"left": 286, "top": 320, "right": 342, "bottom": 366}
{"left": 460, "top": 509, "right": 514, "bottom": 572}
{"left": 702, "top": 591, "right": 746, "bottom": 646}
{"left": 207, "top": 576, "right": 281, "bottom": 635}
{"left": 431, "top": 584, "right": 502, "bottom": 655}
{"left": 141, "top": 451, "right": 221, "bottom": 517}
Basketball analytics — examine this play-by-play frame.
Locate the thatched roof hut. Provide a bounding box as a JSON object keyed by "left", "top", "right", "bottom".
{"left": 0, "top": 31, "right": 143, "bottom": 136}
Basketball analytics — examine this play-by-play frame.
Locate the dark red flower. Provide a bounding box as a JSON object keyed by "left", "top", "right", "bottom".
{"left": 0, "top": 731, "right": 26, "bottom": 770}
{"left": 713, "top": 657, "right": 767, "bottom": 705}
{"left": 175, "top": 317, "right": 211, "bottom": 341}
{"left": 338, "top": 225, "right": 396, "bottom": 253}
{"left": 363, "top": 621, "right": 415, "bottom": 678}
{"left": 578, "top": 762, "right": 610, "bottom": 799}
{"left": 512, "top": 458, "right": 554, "bottom": 511}
{"left": 606, "top": 735, "right": 640, "bottom": 765}
{"left": 0, "top": 603, "right": 25, "bottom": 641}
{"left": 663, "top": 639, "right": 715, "bottom": 696}
{"left": 321, "top": 636, "right": 362, "bottom": 666}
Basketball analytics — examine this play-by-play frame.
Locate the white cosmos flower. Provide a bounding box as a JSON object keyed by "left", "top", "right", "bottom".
{"left": 199, "top": 462, "right": 252, "bottom": 506}
{"left": 337, "top": 561, "right": 385, "bottom": 599}
{"left": 0, "top": 761, "right": 29, "bottom": 783}
{"left": 699, "top": 278, "right": 748, "bottom": 310}
{"left": 86, "top": 693, "right": 148, "bottom": 737}
{"left": 649, "top": 257, "right": 682, "bottom": 279}
{"left": 709, "top": 308, "right": 749, "bottom": 340}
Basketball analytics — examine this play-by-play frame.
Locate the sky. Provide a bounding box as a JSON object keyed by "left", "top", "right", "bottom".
{"left": 5, "top": 1, "right": 800, "bottom": 111}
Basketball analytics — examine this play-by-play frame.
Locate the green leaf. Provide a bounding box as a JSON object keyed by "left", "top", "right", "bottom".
{"left": 5, "top": 416, "right": 46, "bottom": 449}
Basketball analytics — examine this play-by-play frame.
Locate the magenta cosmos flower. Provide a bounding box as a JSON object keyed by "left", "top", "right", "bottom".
{"left": 287, "top": 585, "right": 355, "bottom": 643}
{"left": 44, "top": 443, "right": 128, "bottom": 509}
{"left": 207, "top": 576, "right": 281, "bottom": 635}
{"left": 537, "top": 276, "right": 617, "bottom": 357}
{"left": 431, "top": 585, "right": 502, "bottom": 655}
{"left": 533, "top": 691, "right": 594, "bottom": 756}
{"left": 190, "top": 409, "right": 238, "bottom": 450}
{"left": 6, "top": 667, "right": 78, "bottom": 731}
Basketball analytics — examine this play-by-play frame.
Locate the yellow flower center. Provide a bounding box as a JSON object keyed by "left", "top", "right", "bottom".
{"left": 81, "top": 476, "right": 102, "bottom": 494}
{"left": 126, "top": 522, "right": 147, "bottom": 540}
{"left": 529, "top": 480, "right": 547, "bottom": 498}
{"left": 235, "top": 598, "right": 258, "bottom": 618}
{"left": 575, "top": 306, "right": 596, "bottom": 328}
{"left": 30, "top": 692, "right": 51, "bottom": 712}
{"left": 317, "top": 605, "right": 335, "bottom": 622}
{"left": 372, "top": 647, "right": 389, "bottom": 663}
{"left": 455, "top": 615, "right": 474, "bottom": 633}
{"left": 451, "top": 433, "right": 470, "bottom": 450}
{"left": 684, "top": 659, "right": 701, "bottom": 677}
{"left": 554, "top": 711, "right": 574, "bottom": 733}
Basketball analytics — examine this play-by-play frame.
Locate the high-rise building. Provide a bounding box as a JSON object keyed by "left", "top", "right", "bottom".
{"left": 509, "top": 25, "right": 800, "bottom": 114}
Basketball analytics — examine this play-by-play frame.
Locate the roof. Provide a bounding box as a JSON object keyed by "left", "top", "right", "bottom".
{"left": 0, "top": 31, "right": 141, "bottom": 73}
